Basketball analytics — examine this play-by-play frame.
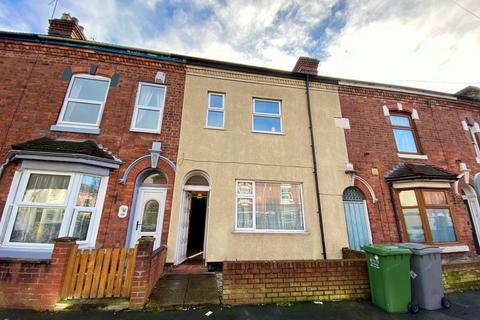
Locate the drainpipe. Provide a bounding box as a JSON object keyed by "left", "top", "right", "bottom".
{"left": 388, "top": 182, "right": 403, "bottom": 242}
{"left": 305, "top": 74, "right": 327, "bottom": 259}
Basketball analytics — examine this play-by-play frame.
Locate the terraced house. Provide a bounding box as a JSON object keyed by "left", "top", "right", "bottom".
{"left": 0, "top": 13, "right": 479, "bottom": 311}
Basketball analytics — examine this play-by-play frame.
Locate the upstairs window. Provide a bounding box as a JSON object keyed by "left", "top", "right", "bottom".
{"left": 252, "top": 99, "right": 282, "bottom": 134}
{"left": 57, "top": 74, "right": 110, "bottom": 129}
{"left": 205, "top": 93, "right": 225, "bottom": 129}
{"left": 130, "top": 82, "right": 166, "bottom": 133}
{"left": 390, "top": 114, "right": 420, "bottom": 153}
{"left": 397, "top": 189, "right": 457, "bottom": 244}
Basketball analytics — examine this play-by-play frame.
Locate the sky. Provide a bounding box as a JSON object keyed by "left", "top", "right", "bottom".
{"left": 0, "top": 0, "right": 479, "bottom": 94}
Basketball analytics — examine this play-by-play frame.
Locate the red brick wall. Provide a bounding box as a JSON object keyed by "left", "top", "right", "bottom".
{"left": 0, "top": 238, "right": 77, "bottom": 310}
{"left": 339, "top": 85, "right": 480, "bottom": 251}
{"left": 129, "top": 237, "right": 166, "bottom": 309}
{"left": 222, "top": 260, "right": 370, "bottom": 305}
{"left": 0, "top": 39, "right": 186, "bottom": 248}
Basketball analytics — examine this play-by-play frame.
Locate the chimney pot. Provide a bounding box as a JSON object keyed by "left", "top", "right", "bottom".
{"left": 48, "top": 12, "right": 87, "bottom": 40}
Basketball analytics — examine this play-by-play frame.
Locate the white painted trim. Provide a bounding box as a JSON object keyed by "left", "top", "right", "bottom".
{"left": 252, "top": 98, "right": 283, "bottom": 134}
{"left": 397, "top": 153, "right": 429, "bottom": 160}
{"left": 353, "top": 175, "right": 378, "bottom": 203}
{"left": 440, "top": 245, "right": 470, "bottom": 253}
{"left": 392, "top": 180, "right": 452, "bottom": 189}
{"left": 411, "top": 109, "right": 419, "bottom": 120}
{"left": 339, "top": 80, "right": 458, "bottom": 100}
{"left": 183, "top": 185, "right": 211, "bottom": 192}
{"left": 461, "top": 185, "right": 480, "bottom": 251}
{"left": 205, "top": 92, "right": 225, "bottom": 129}
{"left": 130, "top": 82, "right": 167, "bottom": 134}
{"left": 363, "top": 200, "right": 373, "bottom": 244}
{"left": 57, "top": 74, "right": 111, "bottom": 129}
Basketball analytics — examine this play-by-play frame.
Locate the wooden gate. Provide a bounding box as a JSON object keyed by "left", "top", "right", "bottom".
{"left": 61, "top": 247, "right": 137, "bottom": 300}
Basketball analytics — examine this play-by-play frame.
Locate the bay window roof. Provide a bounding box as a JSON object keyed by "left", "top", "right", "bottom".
{"left": 385, "top": 163, "right": 458, "bottom": 182}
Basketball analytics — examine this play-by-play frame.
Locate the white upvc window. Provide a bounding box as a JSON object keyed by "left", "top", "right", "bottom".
{"left": 252, "top": 98, "right": 282, "bottom": 134}
{"left": 235, "top": 180, "right": 305, "bottom": 232}
{"left": 205, "top": 92, "right": 225, "bottom": 129}
{"left": 57, "top": 74, "right": 111, "bottom": 129}
{"left": 0, "top": 170, "right": 108, "bottom": 249}
{"left": 130, "top": 82, "right": 167, "bottom": 133}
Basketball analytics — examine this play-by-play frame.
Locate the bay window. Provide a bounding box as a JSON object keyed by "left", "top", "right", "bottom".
{"left": 397, "top": 189, "right": 457, "bottom": 244}
{"left": 0, "top": 170, "right": 107, "bottom": 249}
{"left": 235, "top": 180, "right": 304, "bottom": 232}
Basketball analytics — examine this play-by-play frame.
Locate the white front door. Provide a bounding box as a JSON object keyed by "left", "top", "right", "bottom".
{"left": 130, "top": 187, "right": 166, "bottom": 250}
{"left": 175, "top": 192, "right": 192, "bottom": 265}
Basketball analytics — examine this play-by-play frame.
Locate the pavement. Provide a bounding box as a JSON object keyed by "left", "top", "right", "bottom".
{"left": 146, "top": 273, "right": 220, "bottom": 310}
{"left": 1, "top": 290, "right": 480, "bottom": 320}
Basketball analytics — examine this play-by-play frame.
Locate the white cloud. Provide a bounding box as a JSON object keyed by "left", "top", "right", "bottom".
{"left": 1, "top": 0, "right": 479, "bottom": 93}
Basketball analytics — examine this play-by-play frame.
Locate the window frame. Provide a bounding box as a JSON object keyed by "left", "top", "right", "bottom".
{"left": 396, "top": 188, "right": 458, "bottom": 245}
{"left": 234, "top": 180, "right": 306, "bottom": 233}
{"left": 390, "top": 113, "right": 422, "bottom": 154}
{"left": 252, "top": 98, "right": 283, "bottom": 134}
{"left": 0, "top": 169, "right": 108, "bottom": 250}
{"left": 56, "top": 74, "right": 111, "bottom": 129}
{"left": 205, "top": 92, "right": 225, "bottom": 129}
{"left": 130, "top": 82, "right": 167, "bottom": 134}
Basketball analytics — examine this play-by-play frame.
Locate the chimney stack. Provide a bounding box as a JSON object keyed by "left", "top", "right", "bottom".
{"left": 48, "top": 12, "right": 87, "bottom": 40}
{"left": 455, "top": 86, "right": 480, "bottom": 101}
{"left": 293, "top": 57, "right": 319, "bottom": 75}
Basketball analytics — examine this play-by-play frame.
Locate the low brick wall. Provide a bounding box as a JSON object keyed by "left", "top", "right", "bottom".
{"left": 443, "top": 262, "right": 480, "bottom": 293}
{"left": 222, "top": 259, "right": 370, "bottom": 305}
{"left": 0, "top": 238, "right": 76, "bottom": 310}
{"left": 129, "top": 237, "right": 167, "bottom": 309}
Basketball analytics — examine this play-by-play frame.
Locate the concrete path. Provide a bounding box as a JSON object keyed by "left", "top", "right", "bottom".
{"left": 1, "top": 290, "right": 479, "bottom": 319}
{"left": 146, "top": 273, "right": 220, "bottom": 310}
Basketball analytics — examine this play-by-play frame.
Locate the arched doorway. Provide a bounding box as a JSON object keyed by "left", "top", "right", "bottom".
{"left": 461, "top": 185, "right": 480, "bottom": 254}
{"left": 175, "top": 171, "right": 210, "bottom": 265}
{"left": 343, "top": 187, "right": 372, "bottom": 251}
{"left": 129, "top": 169, "right": 168, "bottom": 250}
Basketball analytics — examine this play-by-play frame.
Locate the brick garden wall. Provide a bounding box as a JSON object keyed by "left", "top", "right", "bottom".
{"left": 222, "top": 260, "right": 370, "bottom": 305}
{"left": 339, "top": 85, "right": 480, "bottom": 251}
{"left": 0, "top": 238, "right": 76, "bottom": 310}
{"left": 443, "top": 262, "right": 480, "bottom": 293}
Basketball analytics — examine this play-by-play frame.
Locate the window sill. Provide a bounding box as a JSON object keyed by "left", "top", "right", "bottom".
{"left": 205, "top": 126, "right": 226, "bottom": 131}
{"left": 397, "top": 153, "right": 428, "bottom": 160}
{"left": 251, "top": 130, "right": 285, "bottom": 136}
{"left": 129, "top": 128, "right": 161, "bottom": 134}
{"left": 0, "top": 246, "right": 53, "bottom": 261}
{"left": 439, "top": 244, "right": 470, "bottom": 253}
{"left": 50, "top": 125, "right": 100, "bottom": 135}
{"left": 232, "top": 230, "right": 309, "bottom": 235}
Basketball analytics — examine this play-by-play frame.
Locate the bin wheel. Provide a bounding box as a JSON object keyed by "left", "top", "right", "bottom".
{"left": 441, "top": 297, "right": 451, "bottom": 309}
{"left": 409, "top": 302, "right": 420, "bottom": 314}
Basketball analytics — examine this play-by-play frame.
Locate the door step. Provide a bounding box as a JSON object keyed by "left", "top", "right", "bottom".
{"left": 170, "top": 263, "right": 208, "bottom": 274}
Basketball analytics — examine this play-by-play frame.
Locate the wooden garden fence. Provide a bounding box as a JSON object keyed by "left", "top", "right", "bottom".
{"left": 61, "top": 247, "right": 137, "bottom": 300}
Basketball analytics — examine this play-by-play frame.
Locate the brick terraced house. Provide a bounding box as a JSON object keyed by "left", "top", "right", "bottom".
{"left": 0, "top": 13, "right": 479, "bottom": 311}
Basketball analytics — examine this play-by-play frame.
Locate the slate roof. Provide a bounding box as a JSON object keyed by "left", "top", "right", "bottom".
{"left": 12, "top": 137, "right": 115, "bottom": 160}
{"left": 384, "top": 163, "right": 458, "bottom": 182}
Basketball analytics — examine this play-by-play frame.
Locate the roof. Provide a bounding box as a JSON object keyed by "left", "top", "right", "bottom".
{"left": 12, "top": 137, "right": 115, "bottom": 160}
{"left": 384, "top": 163, "right": 458, "bottom": 182}
{"left": 0, "top": 31, "right": 477, "bottom": 100}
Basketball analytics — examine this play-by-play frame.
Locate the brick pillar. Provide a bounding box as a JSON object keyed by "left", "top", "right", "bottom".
{"left": 129, "top": 236, "right": 154, "bottom": 309}
{"left": 44, "top": 237, "right": 78, "bottom": 309}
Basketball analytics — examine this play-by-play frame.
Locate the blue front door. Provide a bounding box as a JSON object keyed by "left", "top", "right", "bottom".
{"left": 343, "top": 187, "right": 371, "bottom": 251}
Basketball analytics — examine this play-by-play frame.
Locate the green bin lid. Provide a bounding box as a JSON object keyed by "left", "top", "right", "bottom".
{"left": 362, "top": 244, "right": 411, "bottom": 256}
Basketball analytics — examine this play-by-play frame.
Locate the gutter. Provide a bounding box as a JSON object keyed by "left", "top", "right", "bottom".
{"left": 305, "top": 74, "right": 327, "bottom": 259}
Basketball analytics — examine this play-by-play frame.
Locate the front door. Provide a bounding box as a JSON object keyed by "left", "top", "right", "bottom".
{"left": 131, "top": 187, "right": 166, "bottom": 250}
{"left": 343, "top": 187, "right": 371, "bottom": 251}
{"left": 175, "top": 192, "right": 192, "bottom": 265}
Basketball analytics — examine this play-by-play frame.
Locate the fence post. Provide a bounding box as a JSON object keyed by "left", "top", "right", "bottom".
{"left": 51, "top": 237, "right": 78, "bottom": 306}
{"left": 129, "top": 236, "right": 154, "bottom": 309}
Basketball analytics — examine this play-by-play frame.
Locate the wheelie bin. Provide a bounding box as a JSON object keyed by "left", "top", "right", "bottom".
{"left": 399, "top": 243, "right": 450, "bottom": 311}
{"left": 363, "top": 244, "right": 412, "bottom": 313}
